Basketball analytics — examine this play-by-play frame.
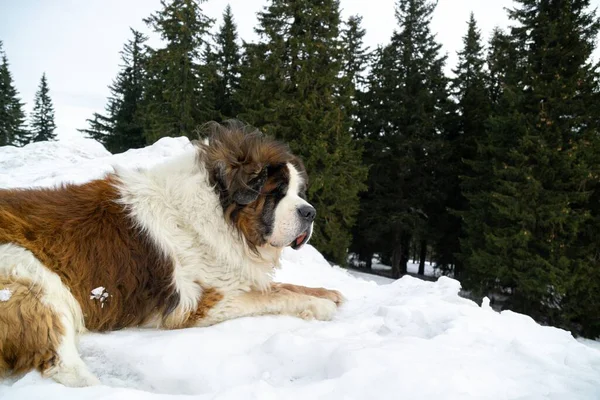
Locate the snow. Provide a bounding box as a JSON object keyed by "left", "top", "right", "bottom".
{"left": 0, "top": 288, "right": 12, "bottom": 302}
{"left": 1, "top": 137, "right": 600, "bottom": 399}
{"left": 90, "top": 286, "right": 110, "bottom": 308}
{"left": 90, "top": 287, "right": 105, "bottom": 298}
{"left": 347, "top": 269, "right": 394, "bottom": 285}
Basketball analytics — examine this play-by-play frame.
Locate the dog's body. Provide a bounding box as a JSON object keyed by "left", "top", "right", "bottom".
{"left": 0, "top": 122, "right": 342, "bottom": 386}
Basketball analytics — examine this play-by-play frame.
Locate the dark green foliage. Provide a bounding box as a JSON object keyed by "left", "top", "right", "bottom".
{"left": 142, "top": 0, "right": 215, "bottom": 142}
{"left": 460, "top": 28, "right": 520, "bottom": 294}
{"left": 439, "top": 14, "right": 492, "bottom": 279}
{"left": 341, "top": 15, "right": 370, "bottom": 89}
{"left": 352, "top": 0, "right": 450, "bottom": 277}
{"left": 80, "top": 111, "right": 115, "bottom": 145}
{"left": 239, "top": 0, "right": 367, "bottom": 265}
{"left": 79, "top": 29, "right": 148, "bottom": 153}
{"left": 461, "top": 0, "right": 600, "bottom": 336}
{"left": 350, "top": 46, "right": 396, "bottom": 269}
{"left": 209, "top": 4, "right": 242, "bottom": 121}
{"left": 30, "top": 73, "right": 57, "bottom": 142}
{"left": 340, "top": 15, "right": 370, "bottom": 132}
{"left": 0, "top": 41, "right": 30, "bottom": 147}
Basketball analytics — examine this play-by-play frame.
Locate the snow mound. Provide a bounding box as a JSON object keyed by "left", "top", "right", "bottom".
{"left": 1, "top": 138, "right": 599, "bottom": 400}
{"left": 0, "top": 136, "right": 190, "bottom": 189}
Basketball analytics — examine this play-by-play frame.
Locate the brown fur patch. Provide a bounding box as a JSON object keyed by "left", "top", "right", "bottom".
{"left": 183, "top": 287, "right": 224, "bottom": 328}
{"left": 0, "top": 276, "right": 64, "bottom": 377}
{"left": 0, "top": 177, "right": 180, "bottom": 332}
{"left": 197, "top": 121, "right": 307, "bottom": 251}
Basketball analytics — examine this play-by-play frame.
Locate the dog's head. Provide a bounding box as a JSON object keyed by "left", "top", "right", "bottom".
{"left": 198, "top": 121, "right": 315, "bottom": 253}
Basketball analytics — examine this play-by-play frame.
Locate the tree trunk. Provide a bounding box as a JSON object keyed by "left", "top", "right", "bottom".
{"left": 418, "top": 239, "right": 427, "bottom": 276}
{"left": 453, "top": 260, "right": 462, "bottom": 279}
{"left": 365, "top": 253, "right": 373, "bottom": 270}
{"left": 400, "top": 234, "right": 410, "bottom": 275}
{"left": 391, "top": 233, "right": 410, "bottom": 279}
{"left": 391, "top": 243, "right": 402, "bottom": 279}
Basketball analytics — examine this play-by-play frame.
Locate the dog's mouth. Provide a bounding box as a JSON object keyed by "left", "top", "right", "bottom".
{"left": 290, "top": 230, "right": 309, "bottom": 250}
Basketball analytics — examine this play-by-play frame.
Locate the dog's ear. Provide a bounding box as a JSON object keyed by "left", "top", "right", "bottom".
{"left": 212, "top": 160, "right": 229, "bottom": 194}
{"left": 212, "top": 161, "right": 268, "bottom": 205}
{"left": 232, "top": 166, "right": 268, "bottom": 205}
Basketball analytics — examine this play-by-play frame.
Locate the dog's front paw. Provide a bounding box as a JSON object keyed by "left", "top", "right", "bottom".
{"left": 299, "top": 297, "right": 337, "bottom": 321}
{"left": 311, "top": 288, "right": 345, "bottom": 306}
{"left": 46, "top": 365, "right": 101, "bottom": 387}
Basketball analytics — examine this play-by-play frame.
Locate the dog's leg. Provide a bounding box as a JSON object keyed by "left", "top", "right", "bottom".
{"left": 271, "top": 283, "right": 345, "bottom": 306}
{"left": 0, "top": 276, "right": 99, "bottom": 387}
{"left": 0, "top": 245, "right": 99, "bottom": 387}
{"left": 42, "top": 314, "right": 100, "bottom": 387}
{"left": 188, "top": 285, "right": 339, "bottom": 327}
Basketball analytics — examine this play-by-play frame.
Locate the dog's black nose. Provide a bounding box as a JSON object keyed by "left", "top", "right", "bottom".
{"left": 297, "top": 205, "right": 316, "bottom": 222}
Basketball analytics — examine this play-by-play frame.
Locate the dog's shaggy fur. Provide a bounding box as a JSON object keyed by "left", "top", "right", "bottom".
{"left": 0, "top": 121, "right": 343, "bottom": 386}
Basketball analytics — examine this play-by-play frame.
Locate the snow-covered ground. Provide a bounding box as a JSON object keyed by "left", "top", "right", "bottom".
{"left": 1, "top": 137, "right": 600, "bottom": 399}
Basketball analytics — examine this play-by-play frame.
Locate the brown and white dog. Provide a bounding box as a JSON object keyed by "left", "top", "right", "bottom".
{"left": 0, "top": 121, "right": 343, "bottom": 387}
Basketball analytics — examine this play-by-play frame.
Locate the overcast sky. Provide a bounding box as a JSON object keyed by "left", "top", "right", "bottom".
{"left": 1, "top": 0, "right": 597, "bottom": 140}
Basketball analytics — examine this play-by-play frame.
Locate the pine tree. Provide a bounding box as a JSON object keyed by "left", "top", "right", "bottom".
{"left": 344, "top": 21, "right": 379, "bottom": 270}
{"left": 577, "top": 122, "right": 600, "bottom": 336}
{"left": 80, "top": 29, "right": 148, "bottom": 153}
{"left": 354, "top": 0, "right": 449, "bottom": 277}
{"left": 79, "top": 109, "right": 115, "bottom": 145}
{"left": 486, "top": 28, "right": 519, "bottom": 107}
{"left": 340, "top": 15, "right": 370, "bottom": 131}
{"left": 439, "top": 14, "right": 491, "bottom": 279}
{"left": 341, "top": 15, "right": 369, "bottom": 89}
{"left": 0, "top": 41, "right": 30, "bottom": 147}
{"left": 142, "top": 0, "right": 214, "bottom": 142}
{"left": 459, "top": 28, "right": 519, "bottom": 293}
{"left": 451, "top": 14, "right": 490, "bottom": 172}
{"left": 239, "top": 0, "right": 367, "bottom": 265}
{"left": 462, "top": 0, "right": 600, "bottom": 334}
{"left": 210, "top": 4, "right": 242, "bottom": 121}
{"left": 30, "top": 73, "right": 57, "bottom": 142}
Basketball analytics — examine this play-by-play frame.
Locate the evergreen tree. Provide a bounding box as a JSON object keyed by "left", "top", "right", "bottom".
{"left": 80, "top": 29, "right": 148, "bottom": 153}
{"left": 340, "top": 14, "right": 370, "bottom": 131}
{"left": 0, "top": 41, "right": 30, "bottom": 147}
{"left": 341, "top": 15, "right": 369, "bottom": 89}
{"left": 142, "top": 0, "right": 214, "bottom": 142}
{"left": 439, "top": 14, "right": 491, "bottom": 279}
{"left": 239, "top": 0, "right": 367, "bottom": 265}
{"left": 210, "top": 4, "right": 242, "bottom": 121}
{"left": 30, "top": 73, "right": 57, "bottom": 142}
{"left": 79, "top": 107, "right": 116, "bottom": 146}
{"left": 577, "top": 119, "right": 600, "bottom": 336}
{"left": 344, "top": 20, "right": 377, "bottom": 270}
{"left": 462, "top": 0, "right": 600, "bottom": 335}
{"left": 353, "top": 0, "right": 449, "bottom": 277}
{"left": 459, "top": 28, "right": 520, "bottom": 293}
{"left": 486, "top": 28, "right": 519, "bottom": 107}
{"left": 349, "top": 46, "right": 391, "bottom": 269}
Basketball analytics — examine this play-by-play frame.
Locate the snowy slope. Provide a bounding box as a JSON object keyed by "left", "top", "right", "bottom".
{"left": 1, "top": 138, "right": 599, "bottom": 400}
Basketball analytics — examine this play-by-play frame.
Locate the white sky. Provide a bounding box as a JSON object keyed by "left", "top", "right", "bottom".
{"left": 0, "top": 0, "right": 597, "bottom": 140}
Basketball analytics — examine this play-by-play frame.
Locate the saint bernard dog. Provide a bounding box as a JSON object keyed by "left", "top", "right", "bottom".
{"left": 0, "top": 121, "right": 343, "bottom": 387}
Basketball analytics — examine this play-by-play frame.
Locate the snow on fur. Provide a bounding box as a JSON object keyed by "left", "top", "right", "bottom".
{"left": 0, "top": 136, "right": 599, "bottom": 399}
{"left": 0, "top": 288, "right": 12, "bottom": 302}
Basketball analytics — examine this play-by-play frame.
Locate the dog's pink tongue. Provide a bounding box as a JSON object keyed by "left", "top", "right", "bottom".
{"left": 295, "top": 233, "right": 307, "bottom": 247}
